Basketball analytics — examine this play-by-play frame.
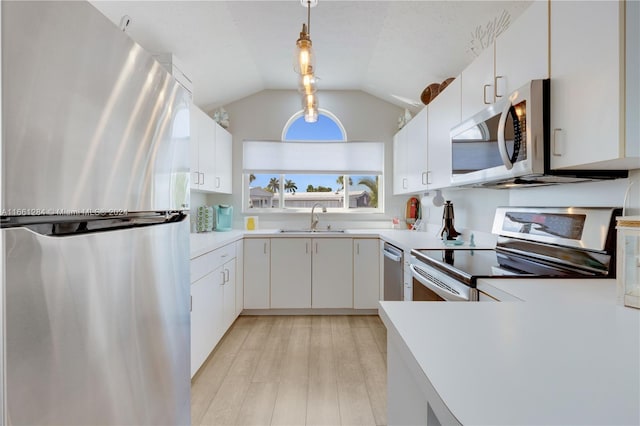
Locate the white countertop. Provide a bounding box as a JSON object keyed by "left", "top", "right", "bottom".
{"left": 379, "top": 297, "right": 640, "bottom": 425}
{"left": 477, "top": 278, "right": 618, "bottom": 303}
{"left": 190, "top": 227, "right": 497, "bottom": 258}
{"left": 190, "top": 230, "right": 244, "bottom": 258}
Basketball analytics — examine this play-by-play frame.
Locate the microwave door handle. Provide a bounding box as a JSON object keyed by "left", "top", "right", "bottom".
{"left": 497, "top": 99, "right": 515, "bottom": 170}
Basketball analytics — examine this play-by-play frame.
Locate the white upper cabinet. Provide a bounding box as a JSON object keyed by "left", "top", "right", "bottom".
{"left": 393, "top": 108, "right": 428, "bottom": 195}
{"left": 190, "top": 105, "right": 216, "bottom": 192}
{"left": 427, "top": 78, "right": 461, "bottom": 190}
{"left": 393, "top": 124, "right": 410, "bottom": 195}
{"left": 214, "top": 125, "right": 233, "bottom": 193}
{"left": 550, "top": 0, "right": 638, "bottom": 170}
{"left": 190, "top": 105, "right": 233, "bottom": 193}
{"left": 495, "top": 0, "right": 549, "bottom": 98}
{"left": 407, "top": 108, "right": 429, "bottom": 192}
{"left": 461, "top": 44, "right": 495, "bottom": 120}
{"left": 462, "top": 0, "right": 548, "bottom": 120}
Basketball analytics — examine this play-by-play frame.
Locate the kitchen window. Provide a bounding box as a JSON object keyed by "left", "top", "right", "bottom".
{"left": 243, "top": 110, "right": 383, "bottom": 212}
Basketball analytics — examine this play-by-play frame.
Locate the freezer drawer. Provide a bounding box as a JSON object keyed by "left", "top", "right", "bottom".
{"left": 2, "top": 219, "right": 190, "bottom": 425}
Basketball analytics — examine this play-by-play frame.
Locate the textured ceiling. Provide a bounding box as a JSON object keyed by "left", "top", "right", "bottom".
{"left": 91, "top": 0, "right": 531, "bottom": 111}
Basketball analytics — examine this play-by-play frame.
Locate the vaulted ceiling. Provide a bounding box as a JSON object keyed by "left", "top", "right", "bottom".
{"left": 91, "top": 1, "right": 531, "bottom": 112}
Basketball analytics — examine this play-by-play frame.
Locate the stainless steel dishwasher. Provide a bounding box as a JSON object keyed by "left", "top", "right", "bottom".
{"left": 383, "top": 242, "right": 404, "bottom": 301}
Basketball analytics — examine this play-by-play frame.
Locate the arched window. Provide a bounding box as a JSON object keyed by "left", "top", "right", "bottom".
{"left": 246, "top": 109, "right": 382, "bottom": 212}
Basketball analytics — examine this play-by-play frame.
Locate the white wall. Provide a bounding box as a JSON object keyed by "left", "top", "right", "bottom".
{"left": 509, "top": 170, "right": 640, "bottom": 215}
{"left": 418, "top": 171, "right": 639, "bottom": 236}
{"left": 200, "top": 89, "right": 405, "bottom": 230}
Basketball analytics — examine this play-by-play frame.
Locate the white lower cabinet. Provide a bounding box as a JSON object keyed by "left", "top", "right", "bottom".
{"left": 221, "top": 258, "right": 236, "bottom": 329}
{"left": 246, "top": 236, "right": 379, "bottom": 310}
{"left": 190, "top": 268, "right": 222, "bottom": 378}
{"left": 353, "top": 238, "right": 381, "bottom": 309}
{"left": 235, "top": 240, "right": 244, "bottom": 316}
{"left": 190, "top": 241, "right": 238, "bottom": 377}
{"left": 243, "top": 238, "right": 271, "bottom": 309}
{"left": 312, "top": 238, "right": 353, "bottom": 308}
{"left": 271, "top": 238, "right": 312, "bottom": 308}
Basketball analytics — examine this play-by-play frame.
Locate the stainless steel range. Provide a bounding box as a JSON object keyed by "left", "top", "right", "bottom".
{"left": 410, "top": 207, "right": 621, "bottom": 301}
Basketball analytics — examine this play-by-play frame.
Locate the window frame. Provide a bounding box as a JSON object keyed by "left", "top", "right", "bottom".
{"left": 243, "top": 109, "right": 384, "bottom": 214}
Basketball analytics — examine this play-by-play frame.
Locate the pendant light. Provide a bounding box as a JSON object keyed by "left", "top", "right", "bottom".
{"left": 294, "top": 0, "right": 319, "bottom": 123}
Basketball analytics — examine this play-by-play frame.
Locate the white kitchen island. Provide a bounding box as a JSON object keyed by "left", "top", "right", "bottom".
{"left": 379, "top": 298, "right": 640, "bottom": 425}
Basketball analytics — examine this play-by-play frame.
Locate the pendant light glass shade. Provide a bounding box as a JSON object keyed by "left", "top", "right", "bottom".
{"left": 294, "top": 25, "right": 315, "bottom": 75}
{"left": 298, "top": 72, "right": 317, "bottom": 95}
{"left": 303, "top": 93, "right": 318, "bottom": 123}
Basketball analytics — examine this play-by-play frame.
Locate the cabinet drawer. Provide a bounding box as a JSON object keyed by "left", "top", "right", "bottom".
{"left": 190, "top": 243, "right": 236, "bottom": 283}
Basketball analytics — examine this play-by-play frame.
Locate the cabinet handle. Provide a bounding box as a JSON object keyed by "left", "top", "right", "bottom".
{"left": 224, "top": 268, "right": 230, "bottom": 283}
{"left": 427, "top": 171, "right": 432, "bottom": 185}
{"left": 315, "top": 243, "right": 318, "bottom": 254}
{"left": 402, "top": 178, "right": 408, "bottom": 189}
{"left": 200, "top": 172, "right": 205, "bottom": 185}
{"left": 263, "top": 242, "right": 267, "bottom": 254}
{"left": 216, "top": 177, "right": 221, "bottom": 188}
{"left": 220, "top": 270, "right": 226, "bottom": 284}
{"left": 552, "top": 128, "right": 563, "bottom": 156}
{"left": 221, "top": 253, "right": 228, "bottom": 258}
{"left": 494, "top": 75, "right": 504, "bottom": 99}
{"left": 483, "top": 84, "right": 492, "bottom": 104}
{"left": 193, "top": 171, "right": 200, "bottom": 185}
{"left": 356, "top": 243, "right": 360, "bottom": 255}
{"left": 421, "top": 172, "right": 428, "bottom": 186}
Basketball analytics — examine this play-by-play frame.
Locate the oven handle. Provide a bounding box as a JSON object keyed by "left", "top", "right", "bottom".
{"left": 410, "top": 264, "right": 469, "bottom": 302}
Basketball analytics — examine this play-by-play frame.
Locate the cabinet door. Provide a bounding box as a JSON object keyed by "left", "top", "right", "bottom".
{"left": 191, "top": 106, "right": 217, "bottom": 192}
{"left": 190, "top": 269, "right": 223, "bottom": 377}
{"left": 549, "top": 0, "right": 623, "bottom": 169}
{"left": 353, "top": 239, "right": 380, "bottom": 309}
{"left": 189, "top": 104, "right": 200, "bottom": 189}
{"left": 495, "top": 0, "right": 548, "bottom": 98}
{"left": 312, "top": 238, "right": 353, "bottom": 308}
{"left": 427, "top": 78, "right": 461, "bottom": 190}
{"left": 461, "top": 44, "right": 494, "bottom": 120}
{"left": 406, "top": 108, "right": 429, "bottom": 193}
{"left": 214, "top": 124, "right": 233, "bottom": 194}
{"left": 393, "top": 126, "right": 409, "bottom": 195}
{"left": 271, "top": 238, "right": 312, "bottom": 308}
{"left": 243, "top": 239, "right": 270, "bottom": 309}
{"left": 222, "top": 259, "right": 236, "bottom": 329}
{"left": 235, "top": 240, "right": 244, "bottom": 316}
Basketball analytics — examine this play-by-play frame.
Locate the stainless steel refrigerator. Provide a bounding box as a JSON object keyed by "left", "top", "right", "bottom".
{"left": 1, "top": 1, "right": 191, "bottom": 424}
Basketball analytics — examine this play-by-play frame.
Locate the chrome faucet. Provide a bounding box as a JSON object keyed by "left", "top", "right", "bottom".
{"left": 310, "top": 203, "right": 327, "bottom": 231}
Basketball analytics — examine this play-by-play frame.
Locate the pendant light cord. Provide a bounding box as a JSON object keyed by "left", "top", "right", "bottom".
{"left": 307, "top": 0, "right": 311, "bottom": 35}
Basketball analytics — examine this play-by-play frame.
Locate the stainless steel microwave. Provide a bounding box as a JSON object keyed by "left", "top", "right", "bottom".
{"left": 449, "top": 79, "right": 626, "bottom": 188}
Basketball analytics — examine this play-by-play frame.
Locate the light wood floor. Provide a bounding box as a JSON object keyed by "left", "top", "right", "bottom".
{"left": 191, "top": 315, "right": 387, "bottom": 426}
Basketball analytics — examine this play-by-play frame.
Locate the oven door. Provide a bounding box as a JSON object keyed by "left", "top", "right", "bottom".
{"left": 450, "top": 80, "right": 544, "bottom": 187}
{"left": 410, "top": 260, "right": 471, "bottom": 302}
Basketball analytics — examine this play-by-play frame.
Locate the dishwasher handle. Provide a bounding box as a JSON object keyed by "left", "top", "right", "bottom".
{"left": 383, "top": 248, "right": 402, "bottom": 262}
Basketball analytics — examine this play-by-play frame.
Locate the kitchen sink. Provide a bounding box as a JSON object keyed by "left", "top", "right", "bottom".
{"left": 278, "top": 229, "right": 345, "bottom": 234}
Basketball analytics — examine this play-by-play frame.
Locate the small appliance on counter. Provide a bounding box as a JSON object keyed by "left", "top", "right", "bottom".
{"left": 196, "top": 205, "right": 215, "bottom": 232}
{"left": 440, "top": 200, "right": 460, "bottom": 240}
{"left": 215, "top": 204, "right": 233, "bottom": 231}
